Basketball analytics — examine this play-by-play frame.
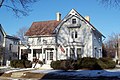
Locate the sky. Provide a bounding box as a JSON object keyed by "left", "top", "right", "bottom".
{"left": 0, "top": 0, "right": 120, "bottom": 41}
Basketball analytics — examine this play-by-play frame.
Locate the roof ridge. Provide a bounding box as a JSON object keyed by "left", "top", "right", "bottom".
{"left": 33, "top": 20, "right": 61, "bottom": 23}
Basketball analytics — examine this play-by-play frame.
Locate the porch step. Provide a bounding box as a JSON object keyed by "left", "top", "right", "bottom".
{"left": 11, "top": 72, "right": 25, "bottom": 78}
{"left": 40, "top": 64, "right": 52, "bottom": 69}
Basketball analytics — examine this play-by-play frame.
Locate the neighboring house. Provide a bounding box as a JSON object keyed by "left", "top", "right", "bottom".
{"left": 20, "top": 9, "right": 105, "bottom": 64}
{"left": 5, "top": 35, "right": 20, "bottom": 61}
{"left": 0, "top": 24, "right": 20, "bottom": 65}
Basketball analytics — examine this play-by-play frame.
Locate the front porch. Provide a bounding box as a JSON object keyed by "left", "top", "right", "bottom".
{"left": 19, "top": 45, "right": 57, "bottom": 65}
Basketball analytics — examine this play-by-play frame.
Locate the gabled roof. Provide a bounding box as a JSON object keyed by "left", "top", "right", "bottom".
{"left": 71, "top": 9, "right": 105, "bottom": 38}
{"left": 6, "top": 35, "right": 20, "bottom": 40}
{"left": 25, "top": 20, "right": 61, "bottom": 36}
{"left": 54, "top": 9, "right": 105, "bottom": 38}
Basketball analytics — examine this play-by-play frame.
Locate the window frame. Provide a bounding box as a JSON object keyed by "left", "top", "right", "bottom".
{"left": 72, "top": 18, "right": 76, "bottom": 24}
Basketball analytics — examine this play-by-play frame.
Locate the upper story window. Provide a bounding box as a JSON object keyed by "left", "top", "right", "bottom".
{"left": 43, "top": 39, "right": 47, "bottom": 44}
{"left": 37, "top": 37, "right": 41, "bottom": 44}
{"left": 75, "top": 31, "right": 77, "bottom": 38}
{"left": 9, "top": 44, "right": 12, "bottom": 51}
{"left": 71, "top": 30, "right": 78, "bottom": 39}
{"left": 72, "top": 19, "right": 76, "bottom": 24}
{"left": 71, "top": 32, "right": 74, "bottom": 39}
{"left": 14, "top": 41, "right": 18, "bottom": 45}
{"left": 98, "top": 37, "right": 101, "bottom": 43}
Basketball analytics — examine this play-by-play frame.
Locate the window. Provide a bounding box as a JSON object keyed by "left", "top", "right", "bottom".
{"left": 43, "top": 39, "right": 47, "bottom": 44}
{"left": 37, "top": 37, "right": 41, "bottom": 45}
{"left": 75, "top": 31, "right": 77, "bottom": 38}
{"left": 71, "top": 31, "right": 78, "bottom": 39}
{"left": 14, "top": 41, "right": 18, "bottom": 45}
{"left": 9, "top": 44, "right": 12, "bottom": 51}
{"left": 47, "top": 52, "right": 53, "bottom": 60}
{"left": 94, "top": 47, "right": 97, "bottom": 57}
{"left": 50, "top": 52, "right": 53, "bottom": 60}
{"left": 71, "top": 32, "right": 74, "bottom": 39}
{"left": 98, "top": 38, "right": 101, "bottom": 43}
{"left": 72, "top": 19, "right": 76, "bottom": 24}
{"left": 66, "top": 48, "right": 68, "bottom": 57}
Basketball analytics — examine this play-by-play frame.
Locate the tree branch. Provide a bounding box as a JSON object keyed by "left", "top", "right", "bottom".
{"left": 0, "top": 0, "right": 4, "bottom": 8}
{"left": 98, "top": 0, "right": 120, "bottom": 9}
{"left": 0, "top": 0, "right": 39, "bottom": 17}
{"left": 2, "top": 4, "right": 28, "bottom": 17}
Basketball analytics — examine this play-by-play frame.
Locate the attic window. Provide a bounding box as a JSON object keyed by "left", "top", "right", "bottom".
{"left": 72, "top": 19, "right": 76, "bottom": 24}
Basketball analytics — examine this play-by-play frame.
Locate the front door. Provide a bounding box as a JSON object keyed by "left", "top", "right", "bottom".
{"left": 45, "top": 50, "right": 53, "bottom": 64}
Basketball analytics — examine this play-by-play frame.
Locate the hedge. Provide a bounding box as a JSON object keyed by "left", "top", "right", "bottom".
{"left": 50, "top": 57, "right": 116, "bottom": 70}
{"left": 10, "top": 60, "right": 32, "bottom": 68}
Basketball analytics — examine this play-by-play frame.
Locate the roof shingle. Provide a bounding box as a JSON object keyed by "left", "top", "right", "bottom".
{"left": 25, "top": 20, "right": 61, "bottom": 36}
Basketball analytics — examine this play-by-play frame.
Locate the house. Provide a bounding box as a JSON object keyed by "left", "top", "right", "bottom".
{"left": 19, "top": 9, "right": 105, "bottom": 65}
{"left": 5, "top": 35, "right": 20, "bottom": 60}
{"left": 0, "top": 24, "right": 20, "bottom": 65}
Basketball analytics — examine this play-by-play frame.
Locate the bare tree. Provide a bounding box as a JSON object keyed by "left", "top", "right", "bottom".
{"left": 98, "top": 0, "right": 120, "bottom": 9}
{"left": 104, "top": 33, "right": 119, "bottom": 58}
{"left": 16, "top": 27, "right": 28, "bottom": 43}
{"left": 0, "top": 0, "right": 39, "bottom": 17}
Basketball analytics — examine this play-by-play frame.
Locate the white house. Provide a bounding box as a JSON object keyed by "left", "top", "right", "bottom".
{"left": 19, "top": 9, "right": 105, "bottom": 64}
{"left": 0, "top": 24, "right": 20, "bottom": 65}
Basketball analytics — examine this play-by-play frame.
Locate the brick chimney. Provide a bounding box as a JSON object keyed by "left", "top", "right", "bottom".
{"left": 85, "top": 16, "right": 90, "bottom": 22}
{"left": 56, "top": 12, "right": 61, "bottom": 21}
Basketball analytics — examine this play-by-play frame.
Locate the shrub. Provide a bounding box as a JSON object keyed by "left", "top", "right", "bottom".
{"left": 70, "top": 61, "right": 78, "bottom": 70}
{"left": 10, "top": 60, "right": 32, "bottom": 68}
{"left": 96, "top": 59, "right": 108, "bottom": 69}
{"left": 10, "top": 59, "right": 18, "bottom": 68}
{"left": 99, "top": 58, "right": 116, "bottom": 69}
{"left": 77, "top": 58, "right": 82, "bottom": 69}
{"left": 24, "top": 60, "right": 32, "bottom": 68}
{"left": 51, "top": 60, "right": 78, "bottom": 70}
{"left": 60, "top": 60, "right": 71, "bottom": 70}
{"left": 50, "top": 60, "right": 61, "bottom": 69}
{"left": 80, "top": 57, "right": 102, "bottom": 70}
{"left": 50, "top": 57, "right": 116, "bottom": 70}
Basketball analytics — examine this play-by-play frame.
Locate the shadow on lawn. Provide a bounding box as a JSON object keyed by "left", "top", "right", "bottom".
{"left": 40, "top": 69, "right": 120, "bottom": 80}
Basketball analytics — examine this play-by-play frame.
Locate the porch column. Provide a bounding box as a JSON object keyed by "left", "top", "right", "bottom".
{"left": 31, "top": 49, "right": 33, "bottom": 61}
{"left": 19, "top": 49, "right": 21, "bottom": 60}
{"left": 68, "top": 47, "right": 70, "bottom": 59}
{"left": 54, "top": 47, "right": 57, "bottom": 61}
{"left": 42, "top": 47, "right": 44, "bottom": 61}
{"left": 75, "top": 48, "right": 77, "bottom": 60}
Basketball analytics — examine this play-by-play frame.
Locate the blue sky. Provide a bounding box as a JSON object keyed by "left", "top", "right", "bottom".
{"left": 0, "top": 0, "right": 120, "bottom": 40}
